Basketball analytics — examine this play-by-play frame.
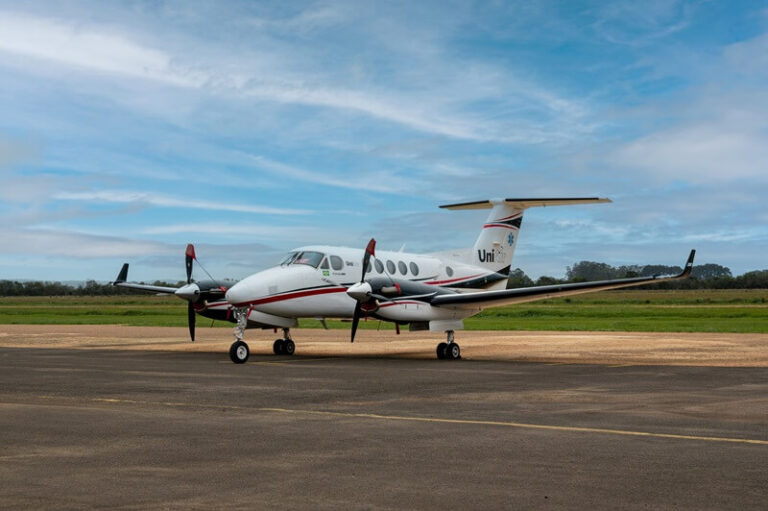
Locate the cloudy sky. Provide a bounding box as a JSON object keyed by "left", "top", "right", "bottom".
{"left": 1, "top": 0, "right": 766, "bottom": 282}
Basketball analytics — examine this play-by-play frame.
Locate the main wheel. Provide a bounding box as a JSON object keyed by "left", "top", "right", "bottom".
{"left": 283, "top": 339, "right": 295, "bottom": 355}
{"left": 273, "top": 339, "right": 285, "bottom": 355}
{"left": 446, "top": 343, "right": 461, "bottom": 360}
{"left": 436, "top": 342, "right": 447, "bottom": 359}
{"left": 229, "top": 340, "right": 250, "bottom": 364}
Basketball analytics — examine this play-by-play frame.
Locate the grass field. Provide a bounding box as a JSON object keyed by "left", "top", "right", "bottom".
{"left": 0, "top": 289, "right": 766, "bottom": 333}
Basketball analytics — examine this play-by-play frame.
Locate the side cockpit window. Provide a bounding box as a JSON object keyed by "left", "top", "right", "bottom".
{"left": 330, "top": 255, "right": 344, "bottom": 271}
{"left": 280, "top": 252, "right": 299, "bottom": 265}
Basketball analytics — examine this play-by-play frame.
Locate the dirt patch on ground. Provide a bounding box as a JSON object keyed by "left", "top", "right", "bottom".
{"left": 1, "top": 324, "right": 766, "bottom": 366}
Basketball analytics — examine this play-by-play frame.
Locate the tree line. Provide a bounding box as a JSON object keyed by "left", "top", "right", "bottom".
{"left": 505, "top": 261, "right": 768, "bottom": 290}
{"left": 0, "top": 280, "right": 183, "bottom": 297}
{"left": 1, "top": 262, "right": 767, "bottom": 296}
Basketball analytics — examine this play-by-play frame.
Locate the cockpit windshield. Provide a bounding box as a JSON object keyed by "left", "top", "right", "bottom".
{"left": 279, "top": 252, "right": 299, "bottom": 265}
{"left": 280, "top": 251, "right": 325, "bottom": 268}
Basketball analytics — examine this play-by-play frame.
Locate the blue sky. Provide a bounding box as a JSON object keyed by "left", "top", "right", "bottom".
{"left": 1, "top": 0, "right": 766, "bottom": 282}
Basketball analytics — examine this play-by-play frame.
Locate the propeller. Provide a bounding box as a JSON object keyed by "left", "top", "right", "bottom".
{"left": 185, "top": 244, "right": 196, "bottom": 342}
{"left": 350, "top": 238, "right": 375, "bottom": 343}
{"left": 175, "top": 243, "right": 231, "bottom": 342}
{"left": 185, "top": 243, "right": 195, "bottom": 284}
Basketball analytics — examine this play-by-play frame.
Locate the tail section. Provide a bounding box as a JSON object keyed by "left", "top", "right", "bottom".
{"left": 440, "top": 197, "right": 611, "bottom": 273}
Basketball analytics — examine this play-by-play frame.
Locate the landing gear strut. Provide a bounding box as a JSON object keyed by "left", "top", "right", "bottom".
{"left": 272, "top": 328, "right": 295, "bottom": 355}
{"left": 229, "top": 307, "right": 250, "bottom": 364}
{"left": 436, "top": 330, "right": 460, "bottom": 360}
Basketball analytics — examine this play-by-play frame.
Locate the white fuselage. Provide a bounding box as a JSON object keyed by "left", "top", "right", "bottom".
{"left": 224, "top": 245, "right": 502, "bottom": 322}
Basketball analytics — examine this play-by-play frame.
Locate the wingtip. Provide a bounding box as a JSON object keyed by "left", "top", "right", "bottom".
{"left": 680, "top": 249, "right": 696, "bottom": 278}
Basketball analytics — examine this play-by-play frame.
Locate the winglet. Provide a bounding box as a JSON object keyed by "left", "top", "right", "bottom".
{"left": 114, "top": 263, "right": 129, "bottom": 284}
{"left": 679, "top": 249, "right": 696, "bottom": 278}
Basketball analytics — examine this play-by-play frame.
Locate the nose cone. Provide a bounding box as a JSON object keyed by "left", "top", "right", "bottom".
{"left": 225, "top": 280, "right": 250, "bottom": 307}
{"left": 346, "top": 282, "right": 372, "bottom": 302}
{"left": 175, "top": 283, "right": 200, "bottom": 302}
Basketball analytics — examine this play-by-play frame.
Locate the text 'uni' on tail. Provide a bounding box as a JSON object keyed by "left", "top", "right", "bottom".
{"left": 439, "top": 197, "right": 611, "bottom": 273}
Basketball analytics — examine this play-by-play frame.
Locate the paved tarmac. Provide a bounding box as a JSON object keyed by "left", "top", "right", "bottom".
{"left": 1, "top": 346, "right": 767, "bottom": 510}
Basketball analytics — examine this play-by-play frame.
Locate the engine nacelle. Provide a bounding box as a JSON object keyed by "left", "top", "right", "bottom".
{"left": 374, "top": 301, "right": 464, "bottom": 322}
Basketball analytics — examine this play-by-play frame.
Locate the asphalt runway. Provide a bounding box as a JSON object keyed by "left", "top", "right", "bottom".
{"left": 1, "top": 340, "right": 767, "bottom": 510}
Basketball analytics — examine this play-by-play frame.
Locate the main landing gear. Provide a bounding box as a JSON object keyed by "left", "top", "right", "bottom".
{"left": 436, "top": 330, "right": 461, "bottom": 360}
{"left": 273, "top": 328, "right": 295, "bottom": 355}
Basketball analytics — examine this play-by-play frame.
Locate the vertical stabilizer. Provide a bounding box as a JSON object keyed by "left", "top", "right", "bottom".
{"left": 439, "top": 197, "right": 611, "bottom": 273}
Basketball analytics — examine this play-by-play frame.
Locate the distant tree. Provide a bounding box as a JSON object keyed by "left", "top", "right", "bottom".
{"left": 691, "top": 264, "right": 732, "bottom": 280}
{"left": 506, "top": 268, "right": 534, "bottom": 288}
{"left": 535, "top": 276, "right": 562, "bottom": 286}
{"left": 616, "top": 265, "right": 642, "bottom": 278}
{"left": 566, "top": 261, "right": 618, "bottom": 281}
{"left": 735, "top": 270, "right": 768, "bottom": 289}
{"left": 640, "top": 265, "right": 683, "bottom": 277}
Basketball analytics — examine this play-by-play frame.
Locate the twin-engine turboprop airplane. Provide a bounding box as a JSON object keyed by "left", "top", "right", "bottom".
{"left": 217, "top": 197, "right": 695, "bottom": 364}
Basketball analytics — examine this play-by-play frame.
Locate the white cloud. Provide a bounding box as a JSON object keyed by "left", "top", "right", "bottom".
{"left": 608, "top": 118, "right": 768, "bottom": 183}
{"left": 142, "top": 222, "right": 341, "bottom": 241}
{"left": 0, "top": 9, "right": 595, "bottom": 144}
{"left": 243, "top": 153, "right": 422, "bottom": 195}
{"left": 0, "top": 227, "right": 173, "bottom": 258}
{"left": 54, "top": 190, "right": 311, "bottom": 215}
{"left": 0, "top": 11, "right": 200, "bottom": 86}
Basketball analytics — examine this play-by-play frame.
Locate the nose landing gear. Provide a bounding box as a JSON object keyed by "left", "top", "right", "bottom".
{"left": 229, "top": 307, "right": 250, "bottom": 364}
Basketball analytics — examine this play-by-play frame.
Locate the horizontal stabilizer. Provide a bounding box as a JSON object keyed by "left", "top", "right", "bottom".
{"left": 439, "top": 197, "right": 611, "bottom": 210}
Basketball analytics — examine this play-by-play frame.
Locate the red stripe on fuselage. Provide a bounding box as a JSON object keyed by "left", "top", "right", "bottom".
{"left": 233, "top": 286, "right": 347, "bottom": 307}
{"left": 425, "top": 274, "right": 483, "bottom": 285}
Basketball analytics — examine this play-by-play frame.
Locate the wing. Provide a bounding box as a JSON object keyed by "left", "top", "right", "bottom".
{"left": 112, "top": 263, "right": 180, "bottom": 294}
{"left": 431, "top": 250, "right": 695, "bottom": 309}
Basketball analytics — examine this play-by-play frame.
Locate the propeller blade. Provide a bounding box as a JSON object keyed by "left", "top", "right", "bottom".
{"left": 351, "top": 302, "right": 362, "bottom": 343}
{"left": 187, "top": 301, "right": 196, "bottom": 342}
{"left": 185, "top": 244, "right": 196, "bottom": 284}
{"left": 360, "top": 238, "right": 376, "bottom": 282}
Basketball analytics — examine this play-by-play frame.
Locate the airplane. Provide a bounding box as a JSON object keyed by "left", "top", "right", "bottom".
{"left": 192, "top": 197, "right": 695, "bottom": 364}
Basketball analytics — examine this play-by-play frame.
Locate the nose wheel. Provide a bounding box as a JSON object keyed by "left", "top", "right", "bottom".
{"left": 229, "top": 306, "right": 251, "bottom": 364}
{"left": 229, "top": 340, "right": 249, "bottom": 363}
{"left": 436, "top": 330, "right": 461, "bottom": 360}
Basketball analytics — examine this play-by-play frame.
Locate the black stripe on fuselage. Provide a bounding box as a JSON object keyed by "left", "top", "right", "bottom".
{"left": 447, "top": 272, "right": 508, "bottom": 289}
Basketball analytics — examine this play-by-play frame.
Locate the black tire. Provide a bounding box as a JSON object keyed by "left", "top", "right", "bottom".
{"left": 229, "top": 340, "right": 249, "bottom": 364}
{"left": 283, "top": 339, "right": 295, "bottom": 355}
{"left": 436, "top": 342, "right": 447, "bottom": 359}
{"left": 447, "top": 343, "right": 461, "bottom": 360}
{"left": 273, "top": 339, "right": 284, "bottom": 355}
